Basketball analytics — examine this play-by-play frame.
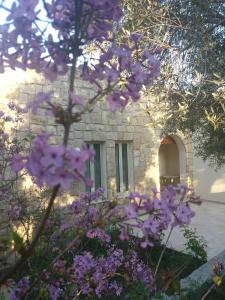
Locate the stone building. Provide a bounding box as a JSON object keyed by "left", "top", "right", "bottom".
{"left": 1, "top": 69, "right": 225, "bottom": 260}
{"left": 1, "top": 68, "right": 225, "bottom": 204}
{"left": 0, "top": 69, "right": 193, "bottom": 199}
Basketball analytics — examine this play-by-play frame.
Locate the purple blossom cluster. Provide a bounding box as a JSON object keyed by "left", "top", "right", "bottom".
{"left": 1, "top": 0, "right": 159, "bottom": 112}
{"left": 0, "top": 102, "right": 27, "bottom": 125}
{"left": 122, "top": 184, "right": 202, "bottom": 248}
{"left": 13, "top": 248, "right": 154, "bottom": 299}
{"left": 71, "top": 248, "right": 124, "bottom": 297}
{"left": 81, "top": 43, "right": 160, "bottom": 111}
{"left": 47, "top": 0, "right": 123, "bottom": 42}
{"left": 125, "top": 250, "right": 154, "bottom": 291}
{"left": 12, "top": 133, "right": 95, "bottom": 189}
{"left": 60, "top": 188, "right": 112, "bottom": 243}
{"left": 0, "top": 0, "right": 122, "bottom": 78}
{"left": 0, "top": 103, "right": 30, "bottom": 223}
{"left": 10, "top": 278, "right": 29, "bottom": 300}
{"left": 48, "top": 284, "right": 63, "bottom": 300}
{"left": 7, "top": 101, "right": 28, "bottom": 115}
{"left": 27, "top": 91, "right": 54, "bottom": 115}
{"left": 8, "top": 184, "right": 202, "bottom": 299}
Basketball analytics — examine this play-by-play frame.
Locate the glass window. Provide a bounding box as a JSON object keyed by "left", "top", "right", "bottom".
{"left": 115, "top": 143, "right": 132, "bottom": 192}
{"left": 86, "top": 143, "right": 104, "bottom": 192}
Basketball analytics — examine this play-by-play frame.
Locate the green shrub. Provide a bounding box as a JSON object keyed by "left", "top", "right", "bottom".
{"left": 181, "top": 226, "right": 207, "bottom": 262}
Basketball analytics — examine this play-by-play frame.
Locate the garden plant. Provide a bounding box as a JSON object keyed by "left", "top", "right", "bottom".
{"left": 0, "top": 0, "right": 203, "bottom": 299}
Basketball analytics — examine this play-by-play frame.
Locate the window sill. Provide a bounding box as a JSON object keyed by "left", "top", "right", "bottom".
{"left": 115, "top": 191, "right": 130, "bottom": 200}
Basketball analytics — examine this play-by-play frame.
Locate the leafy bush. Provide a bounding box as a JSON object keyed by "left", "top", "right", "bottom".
{"left": 181, "top": 226, "right": 207, "bottom": 262}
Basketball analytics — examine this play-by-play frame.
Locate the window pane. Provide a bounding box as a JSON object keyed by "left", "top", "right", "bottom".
{"left": 115, "top": 143, "right": 120, "bottom": 192}
{"left": 122, "top": 143, "right": 129, "bottom": 191}
{"left": 93, "top": 144, "right": 101, "bottom": 189}
{"left": 85, "top": 158, "right": 91, "bottom": 192}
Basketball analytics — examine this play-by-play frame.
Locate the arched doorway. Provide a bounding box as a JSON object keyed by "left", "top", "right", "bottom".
{"left": 159, "top": 135, "right": 186, "bottom": 189}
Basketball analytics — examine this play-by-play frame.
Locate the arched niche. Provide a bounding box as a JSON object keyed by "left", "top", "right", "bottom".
{"left": 159, "top": 135, "right": 187, "bottom": 188}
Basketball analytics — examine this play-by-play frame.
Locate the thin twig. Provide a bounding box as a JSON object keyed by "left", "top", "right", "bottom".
{"left": 0, "top": 185, "right": 59, "bottom": 285}
{"left": 154, "top": 227, "right": 173, "bottom": 277}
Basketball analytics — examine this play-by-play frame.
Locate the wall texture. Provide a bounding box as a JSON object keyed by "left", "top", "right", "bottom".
{"left": 193, "top": 156, "right": 225, "bottom": 203}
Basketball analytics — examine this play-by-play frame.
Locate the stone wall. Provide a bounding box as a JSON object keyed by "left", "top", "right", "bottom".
{"left": 0, "top": 69, "right": 193, "bottom": 264}
{"left": 0, "top": 69, "right": 193, "bottom": 198}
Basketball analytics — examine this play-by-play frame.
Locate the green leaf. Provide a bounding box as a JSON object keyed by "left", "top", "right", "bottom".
{"left": 11, "top": 231, "right": 24, "bottom": 253}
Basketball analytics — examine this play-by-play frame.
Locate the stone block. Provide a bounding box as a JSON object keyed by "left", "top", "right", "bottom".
{"left": 73, "top": 122, "right": 85, "bottom": 131}
{"left": 90, "top": 113, "right": 102, "bottom": 124}
{"left": 71, "top": 130, "right": 83, "bottom": 139}
{"left": 91, "top": 131, "right": 106, "bottom": 141}
{"left": 106, "top": 132, "right": 117, "bottom": 140}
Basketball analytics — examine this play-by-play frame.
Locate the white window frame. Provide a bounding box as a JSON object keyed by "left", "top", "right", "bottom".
{"left": 115, "top": 142, "right": 134, "bottom": 194}
{"left": 86, "top": 142, "right": 107, "bottom": 194}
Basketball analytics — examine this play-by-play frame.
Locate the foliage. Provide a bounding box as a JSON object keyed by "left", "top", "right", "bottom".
{"left": 0, "top": 0, "right": 204, "bottom": 299}
{"left": 8, "top": 185, "right": 202, "bottom": 299}
{"left": 121, "top": 0, "right": 225, "bottom": 166}
{"left": 164, "top": 76, "right": 225, "bottom": 167}
{"left": 0, "top": 103, "right": 50, "bottom": 268}
{"left": 181, "top": 226, "right": 207, "bottom": 262}
{"left": 10, "top": 225, "right": 203, "bottom": 300}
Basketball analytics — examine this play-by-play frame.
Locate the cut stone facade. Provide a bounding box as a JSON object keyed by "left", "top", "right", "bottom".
{"left": 0, "top": 69, "right": 193, "bottom": 198}
{"left": 0, "top": 69, "right": 193, "bottom": 263}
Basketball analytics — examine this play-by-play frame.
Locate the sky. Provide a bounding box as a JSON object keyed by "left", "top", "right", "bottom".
{"left": 0, "top": 0, "right": 59, "bottom": 40}
{"left": 0, "top": 0, "right": 49, "bottom": 26}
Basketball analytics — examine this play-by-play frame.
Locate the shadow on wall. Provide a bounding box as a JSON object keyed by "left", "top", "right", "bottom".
{"left": 193, "top": 156, "right": 225, "bottom": 203}
{"left": 0, "top": 69, "right": 74, "bottom": 190}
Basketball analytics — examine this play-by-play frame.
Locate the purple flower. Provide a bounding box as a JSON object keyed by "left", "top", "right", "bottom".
{"left": 48, "top": 284, "right": 62, "bottom": 300}
{"left": 124, "top": 203, "right": 138, "bottom": 219}
{"left": 107, "top": 92, "right": 127, "bottom": 112}
{"left": 125, "top": 251, "right": 154, "bottom": 290}
{"left": 141, "top": 238, "right": 154, "bottom": 248}
{"left": 174, "top": 203, "right": 195, "bottom": 226}
{"left": 153, "top": 196, "right": 169, "bottom": 211}
{"left": 70, "top": 92, "right": 85, "bottom": 106}
{"left": 119, "top": 227, "right": 130, "bottom": 241}
{"left": 7, "top": 0, "right": 39, "bottom": 21}
{"left": 45, "top": 167, "right": 73, "bottom": 190}
{"left": 65, "top": 147, "right": 87, "bottom": 174}
{"left": 14, "top": 135, "right": 95, "bottom": 190}
{"left": 70, "top": 199, "right": 84, "bottom": 214}
{"left": 128, "top": 192, "right": 141, "bottom": 200}
{"left": 11, "top": 154, "right": 25, "bottom": 172}
{"left": 176, "top": 183, "right": 191, "bottom": 196}
{"left": 142, "top": 217, "right": 159, "bottom": 235}
{"left": 86, "top": 228, "right": 111, "bottom": 243}
{"left": 10, "top": 278, "right": 29, "bottom": 300}
{"left": 40, "top": 145, "right": 65, "bottom": 168}
{"left": 71, "top": 248, "right": 124, "bottom": 297}
{"left": 131, "top": 33, "right": 142, "bottom": 43}
{"left": 27, "top": 92, "right": 53, "bottom": 113}
{"left": 109, "top": 281, "right": 123, "bottom": 296}
{"left": 88, "top": 207, "right": 98, "bottom": 221}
